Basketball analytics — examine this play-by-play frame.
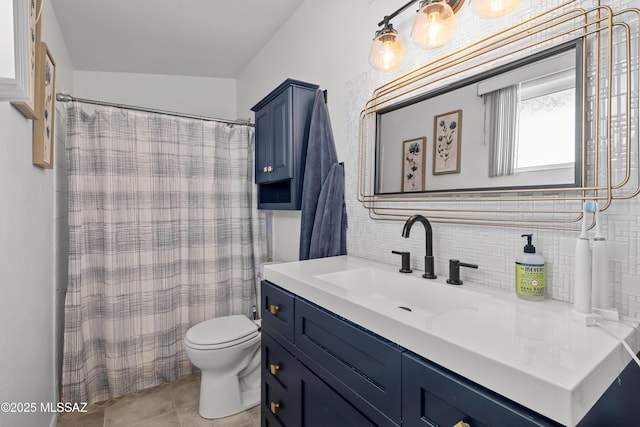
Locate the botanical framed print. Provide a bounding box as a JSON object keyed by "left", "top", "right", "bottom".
{"left": 33, "top": 42, "right": 55, "bottom": 169}
{"left": 433, "top": 109, "right": 462, "bottom": 175}
{"left": 10, "top": 0, "right": 42, "bottom": 119}
{"left": 402, "top": 137, "right": 426, "bottom": 192}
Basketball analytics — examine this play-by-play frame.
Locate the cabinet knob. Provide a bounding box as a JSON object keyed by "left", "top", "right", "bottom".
{"left": 270, "top": 364, "right": 280, "bottom": 375}
{"left": 269, "top": 304, "right": 280, "bottom": 315}
{"left": 263, "top": 166, "right": 268, "bottom": 173}
{"left": 267, "top": 166, "right": 273, "bottom": 172}
{"left": 453, "top": 422, "right": 470, "bottom": 427}
{"left": 270, "top": 402, "right": 280, "bottom": 414}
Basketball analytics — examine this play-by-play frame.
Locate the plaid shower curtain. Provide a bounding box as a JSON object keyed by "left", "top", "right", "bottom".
{"left": 61, "top": 105, "right": 267, "bottom": 404}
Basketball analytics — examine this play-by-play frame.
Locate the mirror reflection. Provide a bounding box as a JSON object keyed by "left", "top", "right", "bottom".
{"left": 375, "top": 41, "right": 582, "bottom": 194}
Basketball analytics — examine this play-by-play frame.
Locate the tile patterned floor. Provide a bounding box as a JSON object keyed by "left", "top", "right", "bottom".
{"left": 56, "top": 373, "right": 261, "bottom": 427}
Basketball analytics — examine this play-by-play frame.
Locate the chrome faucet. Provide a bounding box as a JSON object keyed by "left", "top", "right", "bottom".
{"left": 402, "top": 215, "right": 437, "bottom": 279}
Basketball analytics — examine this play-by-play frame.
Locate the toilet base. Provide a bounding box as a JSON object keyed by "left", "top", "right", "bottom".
{"left": 198, "top": 371, "right": 260, "bottom": 419}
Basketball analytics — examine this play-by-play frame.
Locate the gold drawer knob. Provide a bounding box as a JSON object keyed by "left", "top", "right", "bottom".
{"left": 269, "top": 304, "right": 280, "bottom": 315}
{"left": 267, "top": 166, "right": 273, "bottom": 172}
{"left": 263, "top": 166, "right": 268, "bottom": 173}
{"left": 270, "top": 364, "right": 280, "bottom": 375}
{"left": 453, "top": 422, "right": 470, "bottom": 427}
{"left": 270, "top": 401, "right": 280, "bottom": 414}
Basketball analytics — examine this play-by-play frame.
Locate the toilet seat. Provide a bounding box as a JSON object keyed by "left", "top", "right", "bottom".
{"left": 185, "top": 315, "right": 260, "bottom": 350}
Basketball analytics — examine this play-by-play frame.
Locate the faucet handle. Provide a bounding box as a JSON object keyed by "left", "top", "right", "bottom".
{"left": 446, "top": 259, "right": 478, "bottom": 285}
{"left": 392, "top": 251, "right": 413, "bottom": 273}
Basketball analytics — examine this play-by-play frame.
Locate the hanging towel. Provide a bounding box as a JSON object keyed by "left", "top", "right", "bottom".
{"left": 299, "top": 89, "right": 347, "bottom": 260}
{"left": 308, "top": 163, "right": 347, "bottom": 259}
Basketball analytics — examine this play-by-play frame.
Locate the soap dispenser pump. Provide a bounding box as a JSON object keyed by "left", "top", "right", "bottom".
{"left": 515, "top": 234, "right": 546, "bottom": 301}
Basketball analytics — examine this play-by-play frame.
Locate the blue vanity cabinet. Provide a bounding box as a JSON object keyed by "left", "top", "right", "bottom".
{"left": 262, "top": 279, "right": 640, "bottom": 427}
{"left": 251, "top": 79, "right": 319, "bottom": 210}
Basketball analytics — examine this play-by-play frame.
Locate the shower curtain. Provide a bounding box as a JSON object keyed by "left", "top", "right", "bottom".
{"left": 61, "top": 105, "right": 267, "bottom": 404}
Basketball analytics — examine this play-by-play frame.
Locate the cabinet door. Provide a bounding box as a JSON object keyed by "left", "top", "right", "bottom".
{"left": 255, "top": 106, "right": 272, "bottom": 184}
{"left": 268, "top": 88, "right": 293, "bottom": 182}
{"left": 295, "top": 298, "right": 402, "bottom": 426}
{"left": 299, "top": 359, "right": 377, "bottom": 427}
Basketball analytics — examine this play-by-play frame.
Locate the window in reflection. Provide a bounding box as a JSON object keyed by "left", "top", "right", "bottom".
{"left": 517, "top": 75, "right": 576, "bottom": 171}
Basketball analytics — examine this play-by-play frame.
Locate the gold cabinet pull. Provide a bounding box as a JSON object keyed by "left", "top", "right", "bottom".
{"left": 269, "top": 304, "right": 280, "bottom": 315}
{"left": 270, "top": 402, "right": 280, "bottom": 414}
{"left": 453, "top": 422, "right": 470, "bottom": 427}
{"left": 267, "top": 166, "right": 273, "bottom": 172}
{"left": 263, "top": 166, "right": 268, "bottom": 173}
{"left": 270, "top": 364, "right": 280, "bottom": 375}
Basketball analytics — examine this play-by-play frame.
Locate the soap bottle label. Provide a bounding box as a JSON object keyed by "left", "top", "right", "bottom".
{"left": 515, "top": 263, "right": 545, "bottom": 297}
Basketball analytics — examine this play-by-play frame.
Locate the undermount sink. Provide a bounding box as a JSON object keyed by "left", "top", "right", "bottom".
{"left": 315, "top": 267, "right": 488, "bottom": 318}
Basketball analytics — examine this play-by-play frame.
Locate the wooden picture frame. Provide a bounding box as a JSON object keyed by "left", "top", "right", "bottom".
{"left": 11, "top": 0, "right": 41, "bottom": 119}
{"left": 433, "top": 109, "right": 462, "bottom": 175}
{"left": 401, "top": 137, "right": 426, "bottom": 192}
{"left": 33, "top": 42, "right": 55, "bottom": 169}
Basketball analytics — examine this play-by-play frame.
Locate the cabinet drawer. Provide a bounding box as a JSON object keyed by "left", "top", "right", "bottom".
{"left": 263, "top": 379, "right": 296, "bottom": 427}
{"left": 402, "top": 353, "right": 560, "bottom": 427}
{"left": 262, "top": 281, "right": 295, "bottom": 343}
{"left": 295, "top": 298, "right": 402, "bottom": 426}
{"left": 262, "top": 333, "right": 298, "bottom": 394}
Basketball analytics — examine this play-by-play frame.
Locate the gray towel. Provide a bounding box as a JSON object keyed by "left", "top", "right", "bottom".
{"left": 299, "top": 89, "right": 347, "bottom": 260}
{"left": 308, "top": 163, "right": 347, "bottom": 259}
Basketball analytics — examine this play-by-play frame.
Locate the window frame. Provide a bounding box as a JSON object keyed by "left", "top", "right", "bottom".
{"left": 0, "top": 0, "right": 31, "bottom": 103}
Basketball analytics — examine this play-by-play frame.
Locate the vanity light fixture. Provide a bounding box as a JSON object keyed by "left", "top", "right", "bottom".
{"left": 369, "top": 17, "right": 405, "bottom": 72}
{"left": 471, "top": 0, "right": 522, "bottom": 18}
{"left": 369, "top": 0, "right": 522, "bottom": 71}
{"left": 369, "top": 0, "right": 466, "bottom": 72}
{"left": 411, "top": 0, "right": 465, "bottom": 49}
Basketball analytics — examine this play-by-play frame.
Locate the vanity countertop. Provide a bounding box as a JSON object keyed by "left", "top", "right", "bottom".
{"left": 263, "top": 255, "right": 640, "bottom": 427}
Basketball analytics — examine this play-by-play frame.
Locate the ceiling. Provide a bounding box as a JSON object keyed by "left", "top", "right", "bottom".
{"left": 50, "top": 0, "right": 306, "bottom": 78}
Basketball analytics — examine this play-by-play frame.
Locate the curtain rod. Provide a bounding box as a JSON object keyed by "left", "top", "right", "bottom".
{"left": 55, "top": 93, "right": 254, "bottom": 127}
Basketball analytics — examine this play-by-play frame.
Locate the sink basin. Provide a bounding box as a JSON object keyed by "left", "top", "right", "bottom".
{"left": 315, "top": 267, "right": 488, "bottom": 318}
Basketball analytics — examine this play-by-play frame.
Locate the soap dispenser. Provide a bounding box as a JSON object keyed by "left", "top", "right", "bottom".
{"left": 515, "top": 234, "right": 546, "bottom": 301}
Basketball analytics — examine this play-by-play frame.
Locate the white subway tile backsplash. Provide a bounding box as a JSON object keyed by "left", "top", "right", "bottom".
{"left": 622, "top": 274, "right": 640, "bottom": 297}
{"left": 607, "top": 241, "right": 628, "bottom": 262}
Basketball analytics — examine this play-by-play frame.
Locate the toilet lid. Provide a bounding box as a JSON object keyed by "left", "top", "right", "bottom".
{"left": 185, "top": 315, "right": 259, "bottom": 346}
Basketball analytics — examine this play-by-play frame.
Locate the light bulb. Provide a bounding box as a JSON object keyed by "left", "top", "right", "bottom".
{"left": 472, "top": 0, "right": 522, "bottom": 18}
{"left": 369, "top": 25, "right": 404, "bottom": 72}
{"left": 412, "top": 1, "right": 458, "bottom": 49}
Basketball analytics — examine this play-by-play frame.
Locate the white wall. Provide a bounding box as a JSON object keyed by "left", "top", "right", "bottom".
{"left": 238, "top": 0, "right": 640, "bottom": 317}
{"left": 0, "top": 1, "right": 73, "bottom": 426}
{"left": 73, "top": 71, "right": 237, "bottom": 119}
{"left": 237, "top": 0, "right": 401, "bottom": 261}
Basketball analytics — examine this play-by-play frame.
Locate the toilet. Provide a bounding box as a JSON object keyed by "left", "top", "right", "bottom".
{"left": 184, "top": 314, "right": 261, "bottom": 419}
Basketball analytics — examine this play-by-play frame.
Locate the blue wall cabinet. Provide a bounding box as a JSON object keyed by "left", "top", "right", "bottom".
{"left": 261, "top": 280, "right": 640, "bottom": 427}
{"left": 252, "top": 79, "right": 319, "bottom": 210}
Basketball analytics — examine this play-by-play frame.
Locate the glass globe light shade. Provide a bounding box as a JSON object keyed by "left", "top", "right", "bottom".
{"left": 472, "top": 0, "right": 522, "bottom": 18}
{"left": 411, "top": 0, "right": 458, "bottom": 49}
{"left": 369, "top": 26, "right": 404, "bottom": 72}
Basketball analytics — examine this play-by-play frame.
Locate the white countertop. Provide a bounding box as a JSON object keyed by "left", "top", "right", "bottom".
{"left": 264, "top": 255, "right": 640, "bottom": 427}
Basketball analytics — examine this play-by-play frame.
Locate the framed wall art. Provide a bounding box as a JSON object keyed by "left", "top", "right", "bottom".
{"left": 11, "top": 0, "right": 42, "bottom": 119}
{"left": 401, "top": 137, "right": 426, "bottom": 192}
{"left": 433, "top": 109, "right": 462, "bottom": 175}
{"left": 33, "top": 41, "right": 55, "bottom": 169}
